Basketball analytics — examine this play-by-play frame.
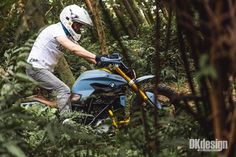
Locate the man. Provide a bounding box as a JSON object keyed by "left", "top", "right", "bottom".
{"left": 26, "top": 4, "right": 102, "bottom": 117}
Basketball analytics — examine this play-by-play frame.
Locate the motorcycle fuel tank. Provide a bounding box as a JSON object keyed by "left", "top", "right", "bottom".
{"left": 72, "top": 69, "right": 127, "bottom": 100}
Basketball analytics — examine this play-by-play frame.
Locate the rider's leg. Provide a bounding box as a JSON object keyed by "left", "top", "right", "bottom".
{"left": 26, "top": 68, "right": 71, "bottom": 116}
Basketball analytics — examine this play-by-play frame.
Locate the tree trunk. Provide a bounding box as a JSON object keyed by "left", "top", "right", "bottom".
{"left": 113, "top": 5, "right": 134, "bottom": 38}
{"left": 99, "top": 0, "right": 132, "bottom": 67}
{"left": 15, "top": 0, "right": 46, "bottom": 41}
{"left": 141, "top": 1, "right": 155, "bottom": 25}
{"left": 159, "top": 1, "right": 169, "bottom": 22}
{"left": 85, "top": 0, "right": 108, "bottom": 54}
{"left": 140, "top": 7, "right": 153, "bottom": 25}
{"left": 152, "top": 0, "right": 161, "bottom": 155}
{"left": 120, "top": 0, "right": 140, "bottom": 27}
{"left": 175, "top": 1, "right": 236, "bottom": 156}
{"left": 55, "top": 56, "right": 75, "bottom": 88}
{"left": 128, "top": 0, "right": 146, "bottom": 25}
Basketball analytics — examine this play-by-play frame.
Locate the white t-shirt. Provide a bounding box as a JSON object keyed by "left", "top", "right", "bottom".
{"left": 27, "top": 22, "right": 67, "bottom": 72}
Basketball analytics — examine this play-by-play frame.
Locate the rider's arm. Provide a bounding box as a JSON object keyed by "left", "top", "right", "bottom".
{"left": 56, "top": 36, "right": 96, "bottom": 64}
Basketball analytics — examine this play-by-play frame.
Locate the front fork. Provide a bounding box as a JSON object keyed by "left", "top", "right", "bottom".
{"left": 107, "top": 66, "right": 157, "bottom": 129}
{"left": 114, "top": 66, "right": 154, "bottom": 107}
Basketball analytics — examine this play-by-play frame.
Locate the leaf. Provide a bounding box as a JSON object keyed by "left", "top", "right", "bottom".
{"left": 1, "top": 83, "right": 13, "bottom": 95}
{"left": 17, "top": 53, "right": 30, "bottom": 60}
{"left": 199, "top": 54, "right": 208, "bottom": 69}
{"left": 15, "top": 72, "right": 37, "bottom": 83}
{"left": 4, "top": 51, "right": 11, "bottom": 59}
{"left": 45, "top": 123, "right": 56, "bottom": 143}
{"left": 15, "top": 61, "right": 29, "bottom": 70}
{"left": 13, "top": 47, "right": 31, "bottom": 54}
{"left": 197, "top": 54, "right": 217, "bottom": 80}
{"left": 3, "top": 142, "right": 26, "bottom": 157}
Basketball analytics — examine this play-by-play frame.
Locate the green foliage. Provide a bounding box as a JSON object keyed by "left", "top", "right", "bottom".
{"left": 0, "top": 39, "right": 140, "bottom": 157}
{"left": 196, "top": 54, "right": 217, "bottom": 81}
{"left": 0, "top": 1, "right": 209, "bottom": 157}
{"left": 0, "top": 41, "right": 202, "bottom": 157}
{"left": 0, "top": 42, "right": 36, "bottom": 156}
{"left": 108, "top": 20, "right": 184, "bottom": 84}
{"left": 0, "top": 43, "right": 36, "bottom": 108}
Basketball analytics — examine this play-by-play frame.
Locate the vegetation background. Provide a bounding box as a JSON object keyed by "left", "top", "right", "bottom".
{"left": 0, "top": 0, "right": 235, "bottom": 157}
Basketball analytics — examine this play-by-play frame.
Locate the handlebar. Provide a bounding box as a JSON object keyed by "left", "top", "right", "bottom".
{"left": 99, "top": 52, "right": 135, "bottom": 78}
{"left": 99, "top": 53, "right": 122, "bottom": 65}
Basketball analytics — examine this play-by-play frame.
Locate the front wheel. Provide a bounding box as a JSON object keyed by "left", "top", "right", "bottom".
{"left": 131, "top": 84, "right": 178, "bottom": 114}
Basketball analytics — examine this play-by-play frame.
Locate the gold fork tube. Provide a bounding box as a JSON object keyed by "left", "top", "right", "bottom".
{"left": 114, "top": 66, "right": 148, "bottom": 101}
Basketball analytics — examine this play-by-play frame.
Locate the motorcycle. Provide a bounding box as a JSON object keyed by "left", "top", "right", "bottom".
{"left": 23, "top": 53, "right": 176, "bottom": 130}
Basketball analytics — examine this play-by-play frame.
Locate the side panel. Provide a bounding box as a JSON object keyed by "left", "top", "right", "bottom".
{"left": 72, "top": 70, "right": 127, "bottom": 100}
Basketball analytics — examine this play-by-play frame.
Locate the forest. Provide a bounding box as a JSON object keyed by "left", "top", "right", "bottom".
{"left": 0, "top": 0, "right": 235, "bottom": 157}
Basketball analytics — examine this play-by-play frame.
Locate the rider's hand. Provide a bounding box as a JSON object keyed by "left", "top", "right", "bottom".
{"left": 95, "top": 54, "right": 109, "bottom": 64}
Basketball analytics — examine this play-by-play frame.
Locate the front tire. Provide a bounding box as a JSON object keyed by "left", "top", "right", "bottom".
{"left": 131, "top": 84, "right": 178, "bottom": 113}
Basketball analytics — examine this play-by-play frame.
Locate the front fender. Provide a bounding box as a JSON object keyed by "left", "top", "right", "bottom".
{"left": 135, "top": 75, "right": 155, "bottom": 84}
{"left": 146, "top": 91, "right": 162, "bottom": 109}
{"left": 134, "top": 75, "right": 161, "bottom": 109}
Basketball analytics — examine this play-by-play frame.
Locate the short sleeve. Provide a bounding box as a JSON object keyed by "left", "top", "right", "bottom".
{"left": 51, "top": 23, "right": 67, "bottom": 38}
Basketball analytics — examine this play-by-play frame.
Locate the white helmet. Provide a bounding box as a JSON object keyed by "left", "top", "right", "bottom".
{"left": 60, "top": 4, "right": 93, "bottom": 42}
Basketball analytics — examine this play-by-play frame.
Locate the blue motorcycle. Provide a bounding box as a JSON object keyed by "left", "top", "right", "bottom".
{"left": 26, "top": 53, "right": 176, "bottom": 129}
